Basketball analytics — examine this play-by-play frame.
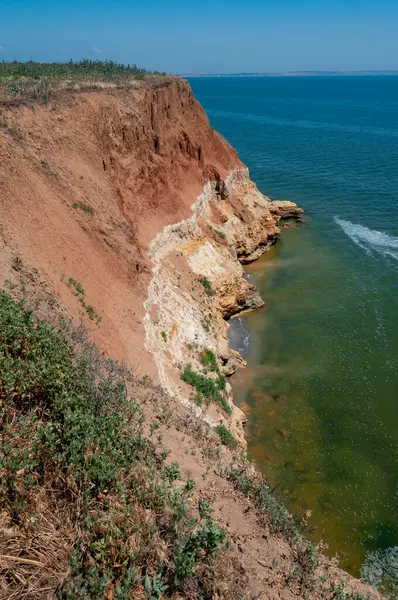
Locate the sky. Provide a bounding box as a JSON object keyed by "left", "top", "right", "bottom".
{"left": 0, "top": 0, "right": 397, "bottom": 74}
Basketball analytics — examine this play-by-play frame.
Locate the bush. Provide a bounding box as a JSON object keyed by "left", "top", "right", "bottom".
{"left": 180, "top": 364, "right": 231, "bottom": 416}
{"left": 62, "top": 275, "right": 101, "bottom": 323}
{"left": 215, "top": 425, "right": 237, "bottom": 449}
{"left": 214, "top": 228, "right": 226, "bottom": 240}
{"left": 0, "top": 292, "right": 228, "bottom": 598}
{"left": 199, "top": 276, "right": 215, "bottom": 296}
{"left": 228, "top": 469, "right": 297, "bottom": 538}
{"left": 73, "top": 201, "right": 95, "bottom": 215}
{"left": 331, "top": 586, "right": 371, "bottom": 600}
{"left": 201, "top": 349, "right": 217, "bottom": 370}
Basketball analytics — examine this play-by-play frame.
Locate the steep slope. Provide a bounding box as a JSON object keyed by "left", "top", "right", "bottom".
{"left": 0, "top": 77, "right": 380, "bottom": 600}
{"left": 0, "top": 77, "right": 300, "bottom": 435}
{"left": 0, "top": 78, "right": 239, "bottom": 376}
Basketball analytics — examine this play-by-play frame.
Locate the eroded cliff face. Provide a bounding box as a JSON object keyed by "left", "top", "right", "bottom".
{"left": 0, "top": 76, "right": 301, "bottom": 437}
{"left": 143, "top": 165, "right": 303, "bottom": 443}
{"left": 0, "top": 77, "right": 240, "bottom": 377}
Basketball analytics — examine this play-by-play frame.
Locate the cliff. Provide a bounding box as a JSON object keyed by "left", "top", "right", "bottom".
{"left": 0, "top": 77, "right": 302, "bottom": 440}
{"left": 0, "top": 76, "right": 378, "bottom": 600}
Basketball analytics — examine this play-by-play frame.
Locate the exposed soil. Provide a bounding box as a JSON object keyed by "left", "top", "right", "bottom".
{"left": 0, "top": 77, "right": 239, "bottom": 379}
{"left": 0, "top": 78, "right": 381, "bottom": 599}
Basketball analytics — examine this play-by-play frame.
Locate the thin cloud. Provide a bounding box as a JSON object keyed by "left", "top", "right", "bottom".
{"left": 92, "top": 46, "right": 103, "bottom": 55}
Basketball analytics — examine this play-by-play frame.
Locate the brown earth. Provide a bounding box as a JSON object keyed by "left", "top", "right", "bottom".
{"left": 0, "top": 78, "right": 381, "bottom": 599}
{"left": 0, "top": 77, "right": 240, "bottom": 378}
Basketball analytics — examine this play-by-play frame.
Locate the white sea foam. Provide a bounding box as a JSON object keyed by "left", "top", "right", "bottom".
{"left": 334, "top": 217, "right": 398, "bottom": 261}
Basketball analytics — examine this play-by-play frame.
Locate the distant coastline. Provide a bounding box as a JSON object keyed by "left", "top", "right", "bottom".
{"left": 184, "top": 70, "right": 398, "bottom": 77}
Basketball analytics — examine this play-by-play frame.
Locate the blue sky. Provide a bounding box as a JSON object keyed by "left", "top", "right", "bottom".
{"left": 0, "top": 0, "right": 397, "bottom": 73}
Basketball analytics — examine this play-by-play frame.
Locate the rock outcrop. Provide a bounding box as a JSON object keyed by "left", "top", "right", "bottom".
{"left": 144, "top": 166, "right": 302, "bottom": 444}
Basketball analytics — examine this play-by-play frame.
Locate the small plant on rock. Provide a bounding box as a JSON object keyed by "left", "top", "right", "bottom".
{"left": 72, "top": 201, "right": 95, "bottom": 215}
{"left": 215, "top": 424, "right": 237, "bottom": 449}
{"left": 199, "top": 276, "right": 215, "bottom": 296}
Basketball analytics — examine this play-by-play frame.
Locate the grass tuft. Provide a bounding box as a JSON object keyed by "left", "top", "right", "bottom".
{"left": 73, "top": 201, "right": 95, "bottom": 215}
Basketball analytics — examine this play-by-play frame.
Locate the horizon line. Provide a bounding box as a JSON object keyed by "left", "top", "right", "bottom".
{"left": 182, "top": 69, "right": 398, "bottom": 77}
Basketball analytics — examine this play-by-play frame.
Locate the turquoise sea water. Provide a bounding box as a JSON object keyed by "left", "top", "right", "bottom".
{"left": 189, "top": 76, "right": 398, "bottom": 595}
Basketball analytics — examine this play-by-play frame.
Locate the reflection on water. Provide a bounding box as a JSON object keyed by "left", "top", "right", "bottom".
{"left": 230, "top": 223, "right": 398, "bottom": 595}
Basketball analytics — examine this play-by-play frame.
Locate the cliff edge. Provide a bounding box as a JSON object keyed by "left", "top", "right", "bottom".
{"left": 0, "top": 76, "right": 379, "bottom": 600}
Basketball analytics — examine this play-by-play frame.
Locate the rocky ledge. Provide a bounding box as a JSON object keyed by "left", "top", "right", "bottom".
{"left": 144, "top": 167, "right": 303, "bottom": 445}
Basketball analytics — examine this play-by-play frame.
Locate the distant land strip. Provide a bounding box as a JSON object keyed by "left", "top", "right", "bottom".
{"left": 183, "top": 70, "right": 398, "bottom": 77}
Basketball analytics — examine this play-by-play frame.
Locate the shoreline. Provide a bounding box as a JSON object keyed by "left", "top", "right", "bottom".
{"left": 143, "top": 166, "right": 303, "bottom": 443}
{"left": 142, "top": 174, "right": 386, "bottom": 597}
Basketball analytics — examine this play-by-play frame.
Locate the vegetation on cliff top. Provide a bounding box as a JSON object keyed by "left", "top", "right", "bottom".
{"left": 0, "top": 59, "right": 149, "bottom": 80}
{"left": 0, "top": 59, "right": 168, "bottom": 105}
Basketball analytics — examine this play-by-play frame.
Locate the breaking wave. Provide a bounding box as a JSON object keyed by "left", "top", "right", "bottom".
{"left": 334, "top": 217, "right": 398, "bottom": 261}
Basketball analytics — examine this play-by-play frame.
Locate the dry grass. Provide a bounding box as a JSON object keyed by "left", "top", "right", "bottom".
{"left": 0, "top": 498, "right": 73, "bottom": 599}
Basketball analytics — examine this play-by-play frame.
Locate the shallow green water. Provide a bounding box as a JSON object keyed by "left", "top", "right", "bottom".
{"left": 189, "top": 76, "right": 398, "bottom": 595}
{"left": 231, "top": 227, "right": 398, "bottom": 579}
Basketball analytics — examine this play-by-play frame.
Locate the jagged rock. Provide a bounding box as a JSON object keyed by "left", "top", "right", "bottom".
{"left": 239, "top": 244, "right": 268, "bottom": 264}
{"left": 236, "top": 278, "right": 265, "bottom": 312}
{"left": 269, "top": 200, "right": 304, "bottom": 219}
{"left": 221, "top": 349, "right": 246, "bottom": 376}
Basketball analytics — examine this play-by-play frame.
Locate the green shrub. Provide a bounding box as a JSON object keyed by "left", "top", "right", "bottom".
{"left": 214, "top": 228, "right": 226, "bottom": 240}
{"left": 201, "top": 349, "right": 217, "bottom": 369}
{"left": 215, "top": 425, "right": 237, "bottom": 449}
{"left": 62, "top": 275, "right": 101, "bottom": 323}
{"left": 73, "top": 201, "right": 95, "bottom": 215}
{"left": 219, "top": 395, "right": 231, "bottom": 414}
{"left": 41, "top": 160, "right": 61, "bottom": 180}
{"left": 331, "top": 586, "right": 371, "bottom": 600}
{"left": 173, "top": 517, "right": 227, "bottom": 585}
{"left": 201, "top": 315, "right": 211, "bottom": 333}
{"left": 227, "top": 469, "right": 297, "bottom": 538}
{"left": 199, "top": 276, "right": 215, "bottom": 296}
{"left": 180, "top": 364, "right": 231, "bottom": 416}
{"left": 0, "top": 292, "right": 228, "bottom": 598}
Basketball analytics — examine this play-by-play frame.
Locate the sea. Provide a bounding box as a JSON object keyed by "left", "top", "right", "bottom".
{"left": 188, "top": 75, "right": 398, "bottom": 597}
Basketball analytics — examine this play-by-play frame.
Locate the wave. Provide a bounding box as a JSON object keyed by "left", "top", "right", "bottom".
{"left": 334, "top": 217, "right": 398, "bottom": 261}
